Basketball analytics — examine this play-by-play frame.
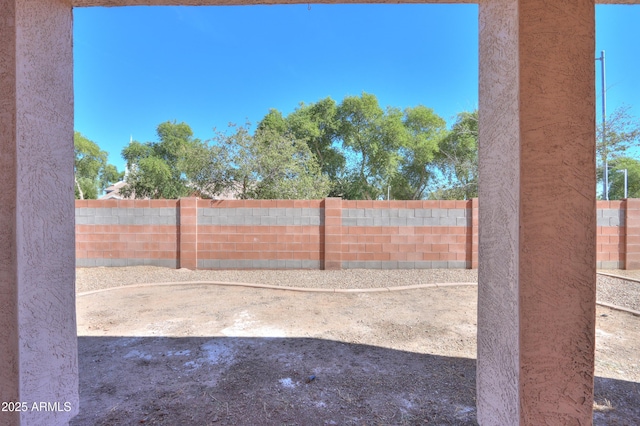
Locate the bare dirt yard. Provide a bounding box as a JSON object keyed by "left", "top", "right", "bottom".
{"left": 71, "top": 268, "right": 640, "bottom": 425}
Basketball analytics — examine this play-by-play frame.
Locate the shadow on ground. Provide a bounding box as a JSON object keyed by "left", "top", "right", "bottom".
{"left": 69, "top": 336, "right": 639, "bottom": 425}
{"left": 72, "top": 336, "right": 476, "bottom": 425}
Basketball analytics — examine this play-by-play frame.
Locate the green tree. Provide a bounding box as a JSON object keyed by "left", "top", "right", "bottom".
{"left": 336, "top": 93, "right": 408, "bottom": 199}
{"left": 607, "top": 157, "right": 640, "bottom": 200}
{"left": 432, "top": 110, "right": 478, "bottom": 200}
{"left": 121, "top": 121, "right": 200, "bottom": 199}
{"left": 597, "top": 106, "right": 640, "bottom": 199}
{"left": 74, "top": 131, "right": 123, "bottom": 199}
{"left": 257, "top": 99, "right": 346, "bottom": 196}
{"left": 181, "top": 138, "right": 235, "bottom": 199}
{"left": 286, "top": 98, "right": 345, "bottom": 181}
{"left": 390, "top": 105, "right": 446, "bottom": 200}
{"left": 212, "top": 124, "right": 331, "bottom": 199}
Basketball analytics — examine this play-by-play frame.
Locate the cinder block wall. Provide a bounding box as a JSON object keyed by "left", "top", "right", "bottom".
{"left": 75, "top": 198, "right": 633, "bottom": 270}
{"left": 197, "top": 199, "right": 324, "bottom": 269}
{"left": 597, "top": 200, "right": 625, "bottom": 269}
{"left": 75, "top": 199, "right": 179, "bottom": 268}
{"left": 340, "top": 200, "right": 471, "bottom": 269}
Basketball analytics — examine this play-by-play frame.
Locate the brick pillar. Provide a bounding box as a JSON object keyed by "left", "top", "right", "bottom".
{"left": 625, "top": 198, "right": 640, "bottom": 269}
{"left": 323, "top": 198, "right": 342, "bottom": 270}
{"left": 477, "top": 0, "right": 596, "bottom": 424}
{"left": 178, "top": 198, "right": 198, "bottom": 269}
{"left": 471, "top": 198, "right": 479, "bottom": 269}
{"left": 0, "top": 0, "right": 78, "bottom": 424}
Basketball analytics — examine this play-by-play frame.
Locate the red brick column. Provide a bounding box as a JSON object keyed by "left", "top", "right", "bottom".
{"left": 323, "top": 197, "right": 342, "bottom": 270}
{"left": 471, "top": 198, "right": 479, "bottom": 269}
{"left": 178, "top": 198, "right": 198, "bottom": 269}
{"left": 625, "top": 198, "right": 640, "bottom": 270}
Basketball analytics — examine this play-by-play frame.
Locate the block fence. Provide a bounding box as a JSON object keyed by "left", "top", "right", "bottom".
{"left": 75, "top": 198, "right": 636, "bottom": 270}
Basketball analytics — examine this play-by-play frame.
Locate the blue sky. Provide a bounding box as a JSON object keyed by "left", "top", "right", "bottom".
{"left": 74, "top": 4, "right": 640, "bottom": 173}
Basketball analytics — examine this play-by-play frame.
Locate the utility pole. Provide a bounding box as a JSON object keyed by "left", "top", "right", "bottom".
{"left": 596, "top": 50, "right": 607, "bottom": 200}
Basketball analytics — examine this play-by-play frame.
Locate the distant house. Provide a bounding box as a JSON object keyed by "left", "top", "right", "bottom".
{"left": 98, "top": 181, "right": 129, "bottom": 200}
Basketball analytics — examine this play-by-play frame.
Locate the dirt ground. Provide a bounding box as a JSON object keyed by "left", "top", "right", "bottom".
{"left": 71, "top": 281, "right": 640, "bottom": 425}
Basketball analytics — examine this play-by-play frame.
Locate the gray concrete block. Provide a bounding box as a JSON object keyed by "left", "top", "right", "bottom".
{"left": 596, "top": 209, "right": 604, "bottom": 218}
{"left": 406, "top": 217, "right": 423, "bottom": 226}
{"left": 342, "top": 217, "right": 358, "bottom": 227}
{"left": 596, "top": 217, "right": 609, "bottom": 227}
{"left": 415, "top": 209, "right": 432, "bottom": 218}
{"left": 422, "top": 217, "right": 440, "bottom": 226}
{"left": 76, "top": 258, "right": 95, "bottom": 267}
{"left": 75, "top": 216, "right": 88, "bottom": 225}
{"left": 602, "top": 209, "right": 618, "bottom": 218}
{"left": 260, "top": 216, "right": 275, "bottom": 226}
{"left": 276, "top": 216, "right": 290, "bottom": 225}
{"left": 198, "top": 259, "right": 220, "bottom": 269}
{"left": 381, "top": 209, "right": 391, "bottom": 218}
{"left": 380, "top": 261, "right": 399, "bottom": 269}
{"left": 448, "top": 208, "right": 465, "bottom": 218}
{"left": 414, "top": 261, "right": 433, "bottom": 269}
{"left": 365, "top": 261, "right": 382, "bottom": 269}
{"left": 432, "top": 261, "right": 449, "bottom": 269}
{"left": 439, "top": 209, "right": 450, "bottom": 218}
{"left": 111, "top": 258, "right": 128, "bottom": 267}
{"left": 447, "top": 261, "right": 468, "bottom": 269}
{"left": 599, "top": 260, "right": 622, "bottom": 269}
{"left": 134, "top": 208, "right": 144, "bottom": 216}
{"left": 252, "top": 260, "right": 271, "bottom": 269}
{"left": 389, "top": 209, "right": 400, "bottom": 218}
{"left": 285, "top": 260, "right": 302, "bottom": 269}
{"left": 609, "top": 216, "right": 620, "bottom": 227}
{"left": 273, "top": 260, "right": 287, "bottom": 269}
{"left": 397, "top": 261, "right": 417, "bottom": 269}
{"left": 301, "top": 260, "right": 321, "bottom": 269}
{"left": 356, "top": 217, "right": 374, "bottom": 226}
{"left": 300, "top": 217, "right": 311, "bottom": 226}
{"left": 311, "top": 216, "right": 322, "bottom": 226}
{"left": 398, "top": 209, "right": 414, "bottom": 218}
{"left": 373, "top": 217, "right": 390, "bottom": 227}
{"left": 456, "top": 217, "right": 470, "bottom": 227}
{"left": 390, "top": 217, "right": 407, "bottom": 226}
{"left": 439, "top": 217, "right": 457, "bottom": 226}
{"left": 369, "top": 209, "right": 382, "bottom": 217}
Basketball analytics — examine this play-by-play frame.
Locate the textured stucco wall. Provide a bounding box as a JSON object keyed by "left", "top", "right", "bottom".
{"left": 518, "top": 0, "right": 596, "bottom": 423}
{"left": 1, "top": 0, "right": 79, "bottom": 424}
{"left": 477, "top": 0, "right": 521, "bottom": 422}
{"left": 0, "top": 0, "right": 20, "bottom": 424}
{"left": 478, "top": 0, "right": 596, "bottom": 424}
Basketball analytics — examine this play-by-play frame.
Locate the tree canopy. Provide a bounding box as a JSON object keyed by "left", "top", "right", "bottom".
{"left": 74, "top": 132, "right": 124, "bottom": 199}
{"left": 597, "top": 105, "right": 640, "bottom": 199}
{"left": 121, "top": 121, "right": 200, "bottom": 199}
{"left": 77, "top": 98, "right": 640, "bottom": 201}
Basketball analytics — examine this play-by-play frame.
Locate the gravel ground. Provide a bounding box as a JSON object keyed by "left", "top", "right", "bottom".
{"left": 77, "top": 266, "right": 640, "bottom": 312}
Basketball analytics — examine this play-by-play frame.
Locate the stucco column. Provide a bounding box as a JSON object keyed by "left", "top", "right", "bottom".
{"left": 0, "top": 0, "right": 78, "bottom": 424}
{"left": 477, "top": 0, "right": 596, "bottom": 424}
